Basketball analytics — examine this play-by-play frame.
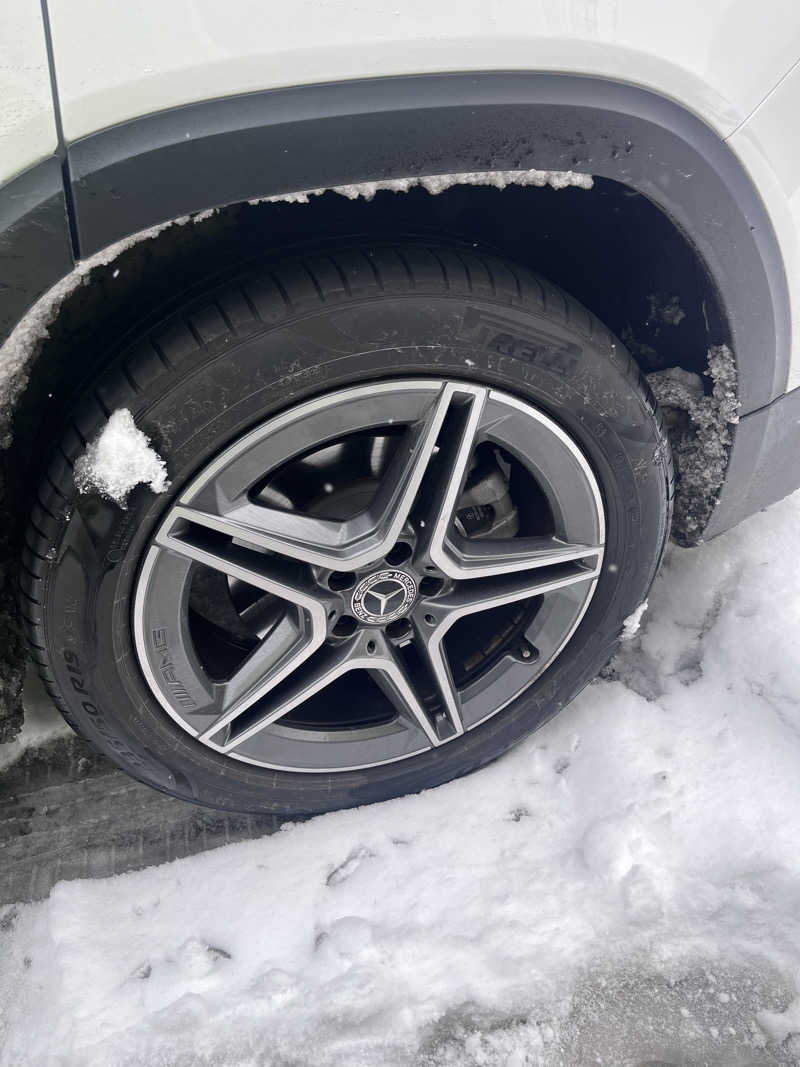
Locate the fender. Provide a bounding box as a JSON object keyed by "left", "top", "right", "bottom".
{"left": 0, "top": 72, "right": 794, "bottom": 535}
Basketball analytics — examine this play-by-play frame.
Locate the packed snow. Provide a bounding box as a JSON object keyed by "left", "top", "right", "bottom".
{"left": 0, "top": 672, "right": 69, "bottom": 773}
{"left": 73, "top": 408, "right": 169, "bottom": 506}
{"left": 257, "top": 169, "right": 594, "bottom": 206}
{"left": 620, "top": 599, "right": 648, "bottom": 640}
{"left": 2, "top": 487, "right": 800, "bottom": 1065}
{"left": 647, "top": 345, "right": 739, "bottom": 543}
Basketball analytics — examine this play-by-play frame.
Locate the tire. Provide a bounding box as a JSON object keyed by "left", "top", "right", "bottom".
{"left": 20, "top": 244, "right": 672, "bottom": 816}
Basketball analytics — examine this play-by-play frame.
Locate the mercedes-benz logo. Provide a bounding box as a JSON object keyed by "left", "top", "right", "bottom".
{"left": 351, "top": 569, "right": 417, "bottom": 625}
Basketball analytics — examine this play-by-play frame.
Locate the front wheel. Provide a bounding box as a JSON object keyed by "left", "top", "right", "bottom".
{"left": 21, "top": 244, "right": 672, "bottom": 814}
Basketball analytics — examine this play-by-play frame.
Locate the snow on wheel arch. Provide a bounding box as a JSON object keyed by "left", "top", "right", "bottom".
{"left": 252, "top": 168, "right": 594, "bottom": 206}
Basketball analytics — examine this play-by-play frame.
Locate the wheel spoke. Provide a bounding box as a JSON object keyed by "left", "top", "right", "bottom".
{"left": 213, "top": 630, "right": 441, "bottom": 753}
{"left": 410, "top": 554, "right": 603, "bottom": 729}
{"left": 435, "top": 535, "right": 603, "bottom": 579}
{"left": 170, "top": 384, "right": 454, "bottom": 571}
{"left": 368, "top": 635, "right": 443, "bottom": 746}
{"left": 156, "top": 521, "right": 329, "bottom": 734}
{"left": 408, "top": 619, "right": 465, "bottom": 738}
{"left": 200, "top": 613, "right": 317, "bottom": 739}
{"left": 415, "top": 385, "right": 487, "bottom": 565}
{"left": 426, "top": 554, "right": 603, "bottom": 622}
{"left": 208, "top": 640, "right": 354, "bottom": 750}
{"left": 156, "top": 522, "right": 325, "bottom": 606}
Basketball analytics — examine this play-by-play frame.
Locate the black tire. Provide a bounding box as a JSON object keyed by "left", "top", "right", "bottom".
{"left": 20, "top": 244, "right": 672, "bottom": 815}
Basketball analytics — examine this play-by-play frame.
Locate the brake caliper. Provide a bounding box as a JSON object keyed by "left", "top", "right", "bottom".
{"left": 455, "top": 447, "right": 519, "bottom": 540}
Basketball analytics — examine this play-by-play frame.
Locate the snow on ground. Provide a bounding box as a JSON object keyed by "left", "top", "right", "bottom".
{"left": 3, "top": 492, "right": 800, "bottom": 1066}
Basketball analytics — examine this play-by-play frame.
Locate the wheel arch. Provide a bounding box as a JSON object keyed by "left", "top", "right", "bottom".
{"left": 3, "top": 72, "right": 791, "bottom": 410}
{"left": 0, "top": 72, "right": 793, "bottom": 532}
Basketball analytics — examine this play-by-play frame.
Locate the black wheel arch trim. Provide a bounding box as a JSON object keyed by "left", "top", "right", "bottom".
{"left": 0, "top": 71, "right": 795, "bottom": 536}
{"left": 0, "top": 157, "right": 73, "bottom": 345}
{"left": 703, "top": 384, "right": 800, "bottom": 539}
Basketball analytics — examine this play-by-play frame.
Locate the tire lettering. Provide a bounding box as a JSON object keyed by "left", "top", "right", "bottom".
{"left": 151, "top": 628, "right": 197, "bottom": 709}
{"left": 460, "top": 307, "right": 582, "bottom": 376}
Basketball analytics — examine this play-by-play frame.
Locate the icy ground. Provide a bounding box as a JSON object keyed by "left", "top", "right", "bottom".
{"left": 3, "top": 493, "right": 800, "bottom": 1067}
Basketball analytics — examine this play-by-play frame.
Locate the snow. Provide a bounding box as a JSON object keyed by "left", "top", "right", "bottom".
{"left": 759, "top": 998, "right": 800, "bottom": 1046}
{"left": 759, "top": 998, "right": 800, "bottom": 1049}
{"left": 0, "top": 670, "right": 69, "bottom": 773}
{"left": 256, "top": 169, "right": 594, "bottom": 206}
{"left": 73, "top": 408, "right": 169, "bottom": 507}
{"left": 620, "top": 599, "right": 648, "bottom": 640}
{"left": 3, "top": 488, "right": 800, "bottom": 1064}
{"left": 647, "top": 345, "right": 740, "bottom": 543}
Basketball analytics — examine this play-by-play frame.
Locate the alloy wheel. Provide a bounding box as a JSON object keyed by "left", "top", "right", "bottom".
{"left": 133, "top": 379, "right": 605, "bottom": 772}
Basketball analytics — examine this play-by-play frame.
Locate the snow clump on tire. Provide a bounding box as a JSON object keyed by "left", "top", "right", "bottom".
{"left": 74, "top": 408, "right": 169, "bottom": 507}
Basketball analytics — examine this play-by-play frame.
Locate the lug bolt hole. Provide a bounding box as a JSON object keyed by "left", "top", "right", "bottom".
{"left": 424, "top": 613, "right": 436, "bottom": 626}
{"left": 386, "top": 618, "right": 412, "bottom": 641}
{"left": 328, "top": 572, "right": 355, "bottom": 592}
{"left": 385, "top": 541, "right": 412, "bottom": 566}
{"left": 366, "top": 639, "right": 377, "bottom": 655}
{"left": 419, "top": 576, "right": 444, "bottom": 597}
{"left": 333, "top": 615, "right": 357, "bottom": 637}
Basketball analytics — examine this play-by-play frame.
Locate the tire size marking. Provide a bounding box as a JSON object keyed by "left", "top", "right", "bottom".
{"left": 60, "top": 647, "right": 147, "bottom": 769}
{"left": 62, "top": 648, "right": 100, "bottom": 719}
{"left": 61, "top": 595, "right": 78, "bottom": 646}
{"left": 63, "top": 647, "right": 90, "bottom": 696}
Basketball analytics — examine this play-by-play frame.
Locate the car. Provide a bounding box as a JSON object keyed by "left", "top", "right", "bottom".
{"left": 2, "top": 1, "right": 799, "bottom": 815}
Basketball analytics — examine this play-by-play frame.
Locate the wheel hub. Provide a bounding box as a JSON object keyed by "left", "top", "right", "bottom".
{"left": 350, "top": 569, "right": 418, "bottom": 625}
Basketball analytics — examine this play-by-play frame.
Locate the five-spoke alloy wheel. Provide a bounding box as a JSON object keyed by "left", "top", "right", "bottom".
{"left": 134, "top": 380, "right": 605, "bottom": 772}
